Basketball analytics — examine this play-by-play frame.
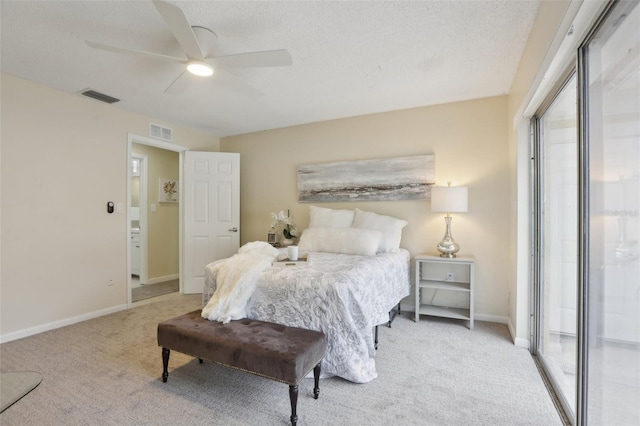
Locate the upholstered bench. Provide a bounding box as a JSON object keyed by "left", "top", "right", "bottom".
{"left": 157, "top": 310, "right": 326, "bottom": 426}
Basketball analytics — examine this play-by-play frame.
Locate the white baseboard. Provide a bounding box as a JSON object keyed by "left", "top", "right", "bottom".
{"left": 507, "top": 316, "right": 531, "bottom": 349}
{"left": 507, "top": 316, "right": 516, "bottom": 341}
{"left": 0, "top": 304, "right": 128, "bottom": 344}
{"left": 144, "top": 274, "right": 179, "bottom": 285}
{"left": 474, "top": 313, "right": 508, "bottom": 324}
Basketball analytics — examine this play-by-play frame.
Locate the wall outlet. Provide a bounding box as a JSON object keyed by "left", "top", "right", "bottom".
{"left": 107, "top": 279, "right": 114, "bottom": 287}
{"left": 445, "top": 272, "right": 454, "bottom": 281}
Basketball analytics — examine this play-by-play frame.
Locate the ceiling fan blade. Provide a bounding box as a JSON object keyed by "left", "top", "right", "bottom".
{"left": 209, "top": 49, "right": 292, "bottom": 69}
{"left": 163, "top": 70, "right": 190, "bottom": 94}
{"left": 212, "top": 68, "right": 263, "bottom": 98}
{"left": 86, "top": 40, "right": 187, "bottom": 64}
{"left": 153, "top": 0, "right": 204, "bottom": 61}
{"left": 163, "top": 68, "right": 261, "bottom": 98}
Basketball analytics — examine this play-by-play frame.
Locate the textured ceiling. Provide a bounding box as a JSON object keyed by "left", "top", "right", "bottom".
{"left": 0, "top": 1, "right": 540, "bottom": 137}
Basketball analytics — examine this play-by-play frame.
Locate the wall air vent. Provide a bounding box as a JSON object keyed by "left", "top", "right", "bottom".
{"left": 79, "top": 89, "right": 120, "bottom": 104}
{"left": 149, "top": 123, "right": 173, "bottom": 142}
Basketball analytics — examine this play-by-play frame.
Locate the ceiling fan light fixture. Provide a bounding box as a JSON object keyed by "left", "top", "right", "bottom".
{"left": 186, "top": 61, "right": 213, "bottom": 77}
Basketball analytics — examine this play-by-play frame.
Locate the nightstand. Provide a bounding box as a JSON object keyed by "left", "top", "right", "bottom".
{"left": 414, "top": 254, "right": 475, "bottom": 329}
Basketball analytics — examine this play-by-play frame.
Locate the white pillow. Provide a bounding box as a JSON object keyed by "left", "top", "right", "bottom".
{"left": 351, "top": 209, "right": 408, "bottom": 253}
{"left": 308, "top": 206, "right": 355, "bottom": 228}
{"left": 298, "top": 227, "right": 381, "bottom": 256}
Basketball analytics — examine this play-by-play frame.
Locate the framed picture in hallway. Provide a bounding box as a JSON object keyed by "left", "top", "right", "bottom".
{"left": 159, "top": 178, "right": 178, "bottom": 203}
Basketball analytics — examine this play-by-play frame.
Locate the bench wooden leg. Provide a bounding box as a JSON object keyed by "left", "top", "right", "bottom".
{"left": 162, "top": 348, "right": 170, "bottom": 382}
{"left": 289, "top": 385, "right": 298, "bottom": 426}
{"left": 313, "top": 362, "right": 321, "bottom": 399}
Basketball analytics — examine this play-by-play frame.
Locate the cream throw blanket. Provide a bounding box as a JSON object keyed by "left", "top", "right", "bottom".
{"left": 201, "top": 241, "right": 280, "bottom": 323}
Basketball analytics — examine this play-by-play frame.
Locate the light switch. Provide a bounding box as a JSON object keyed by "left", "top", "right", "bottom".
{"left": 151, "top": 203, "right": 157, "bottom": 212}
{"left": 116, "top": 203, "right": 124, "bottom": 214}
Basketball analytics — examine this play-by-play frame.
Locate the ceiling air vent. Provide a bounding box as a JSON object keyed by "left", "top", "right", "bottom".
{"left": 79, "top": 89, "right": 120, "bottom": 104}
{"left": 149, "top": 123, "right": 173, "bottom": 142}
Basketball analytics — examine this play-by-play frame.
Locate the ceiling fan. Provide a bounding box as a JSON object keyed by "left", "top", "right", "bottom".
{"left": 86, "top": 0, "right": 292, "bottom": 93}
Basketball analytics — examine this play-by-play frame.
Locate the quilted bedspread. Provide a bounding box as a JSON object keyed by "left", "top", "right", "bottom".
{"left": 203, "top": 249, "right": 410, "bottom": 383}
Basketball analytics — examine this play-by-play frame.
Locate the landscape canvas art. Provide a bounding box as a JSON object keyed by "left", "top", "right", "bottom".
{"left": 297, "top": 155, "right": 435, "bottom": 202}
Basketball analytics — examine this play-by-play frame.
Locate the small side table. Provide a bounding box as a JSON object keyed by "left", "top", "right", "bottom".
{"left": 414, "top": 254, "right": 475, "bottom": 329}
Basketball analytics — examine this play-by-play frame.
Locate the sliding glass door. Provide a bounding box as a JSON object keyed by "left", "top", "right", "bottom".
{"left": 534, "top": 72, "right": 579, "bottom": 420}
{"left": 533, "top": 1, "right": 639, "bottom": 424}
{"left": 579, "top": 1, "right": 640, "bottom": 423}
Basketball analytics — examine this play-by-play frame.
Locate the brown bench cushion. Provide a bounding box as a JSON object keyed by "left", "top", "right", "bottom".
{"left": 157, "top": 310, "right": 326, "bottom": 385}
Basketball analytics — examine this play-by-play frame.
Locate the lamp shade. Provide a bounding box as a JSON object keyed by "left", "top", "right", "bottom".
{"left": 431, "top": 186, "right": 468, "bottom": 213}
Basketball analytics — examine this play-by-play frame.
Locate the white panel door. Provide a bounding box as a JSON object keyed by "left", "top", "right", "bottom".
{"left": 183, "top": 152, "right": 240, "bottom": 294}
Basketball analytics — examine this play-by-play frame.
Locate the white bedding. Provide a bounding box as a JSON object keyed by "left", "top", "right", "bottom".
{"left": 203, "top": 249, "right": 410, "bottom": 383}
{"left": 202, "top": 242, "right": 280, "bottom": 323}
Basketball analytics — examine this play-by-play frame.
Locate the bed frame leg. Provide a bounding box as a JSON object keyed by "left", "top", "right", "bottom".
{"left": 387, "top": 302, "right": 401, "bottom": 328}
{"left": 374, "top": 325, "right": 379, "bottom": 350}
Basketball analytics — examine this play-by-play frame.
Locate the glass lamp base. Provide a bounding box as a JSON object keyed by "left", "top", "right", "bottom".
{"left": 436, "top": 216, "right": 460, "bottom": 258}
{"left": 436, "top": 242, "right": 460, "bottom": 258}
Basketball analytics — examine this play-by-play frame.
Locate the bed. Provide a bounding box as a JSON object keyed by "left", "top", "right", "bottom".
{"left": 202, "top": 248, "right": 410, "bottom": 384}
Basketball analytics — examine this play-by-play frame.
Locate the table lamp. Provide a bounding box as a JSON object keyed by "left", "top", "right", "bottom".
{"left": 431, "top": 182, "right": 468, "bottom": 258}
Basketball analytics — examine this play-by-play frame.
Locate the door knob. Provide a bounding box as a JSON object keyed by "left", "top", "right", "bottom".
{"left": 228, "top": 227, "right": 238, "bottom": 232}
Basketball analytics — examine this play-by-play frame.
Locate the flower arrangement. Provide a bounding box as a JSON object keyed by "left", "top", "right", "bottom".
{"left": 159, "top": 178, "right": 178, "bottom": 203}
{"left": 163, "top": 181, "right": 177, "bottom": 199}
{"left": 270, "top": 210, "right": 298, "bottom": 241}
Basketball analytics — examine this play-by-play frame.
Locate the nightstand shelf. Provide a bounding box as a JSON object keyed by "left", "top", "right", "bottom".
{"left": 415, "top": 254, "right": 475, "bottom": 329}
{"left": 420, "top": 280, "right": 470, "bottom": 291}
{"left": 418, "top": 305, "right": 470, "bottom": 320}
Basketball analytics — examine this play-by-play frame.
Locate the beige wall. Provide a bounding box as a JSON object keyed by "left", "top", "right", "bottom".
{"left": 222, "top": 96, "right": 510, "bottom": 321}
{"left": 0, "top": 73, "right": 219, "bottom": 340}
{"left": 131, "top": 143, "right": 179, "bottom": 281}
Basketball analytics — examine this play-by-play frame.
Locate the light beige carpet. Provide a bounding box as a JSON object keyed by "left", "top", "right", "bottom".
{"left": 0, "top": 294, "right": 563, "bottom": 425}
{"left": 0, "top": 371, "right": 42, "bottom": 413}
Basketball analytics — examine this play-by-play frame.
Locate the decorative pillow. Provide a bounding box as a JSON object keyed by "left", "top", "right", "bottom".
{"left": 351, "top": 209, "right": 408, "bottom": 253}
{"left": 308, "top": 206, "right": 355, "bottom": 228}
{"left": 298, "top": 227, "right": 382, "bottom": 256}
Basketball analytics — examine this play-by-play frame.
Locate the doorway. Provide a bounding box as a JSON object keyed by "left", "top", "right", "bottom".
{"left": 128, "top": 135, "right": 185, "bottom": 304}
{"left": 130, "top": 153, "right": 147, "bottom": 290}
